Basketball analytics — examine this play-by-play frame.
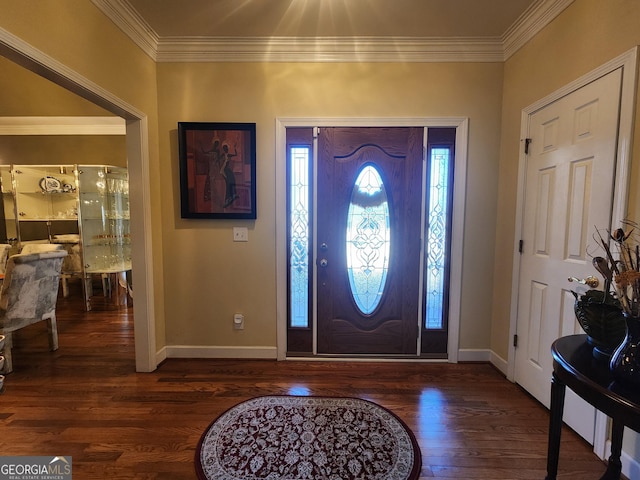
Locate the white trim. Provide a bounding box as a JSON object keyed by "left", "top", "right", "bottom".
{"left": 156, "top": 36, "right": 503, "bottom": 63}
{"left": 0, "top": 26, "right": 157, "bottom": 373}
{"left": 593, "top": 410, "right": 609, "bottom": 460}
{"left": 91, "top": 0, "right": 158, "bottom": 61}
{"left": 127, "top": 117, "right": 158, "bottom": 373}
{"left": 448, "top": 118, "right": 469, "bottom": 363}
{"left": 276, "top": 117, "right": 468, "bottom": 362}
{"left": 508, "top": 45, "right": 638, "bottom": 462}
{"left": 606, "top": 436, "right": 640, "bottom": 479}
{"left": 94, "top": 0, "right": 571, "bottom": 63}
{"left": 502, "top": 0, "right": 574, "bottom": 60}
{"left": 0, "top": 116, "right": 126, "bottom": 135}
{"left": 490, "top": 351, "right": 509, "bottom": 376}
{"left": 275, "top": 121, "right": 288, "bottom": 361}
{"left": 164, "top": 345, "right": 278, "bottom": 359}
{"left": 458, "top": 349, "right": 492, "bottom": 363}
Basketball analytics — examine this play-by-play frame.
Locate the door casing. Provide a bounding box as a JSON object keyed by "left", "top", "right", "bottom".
{"left": 276, "top": 117, "right": 469, "bottom": 361}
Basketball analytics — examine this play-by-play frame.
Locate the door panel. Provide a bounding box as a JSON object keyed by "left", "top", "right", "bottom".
{"left": 316, "top": 127, "right": 423, "bottom": 355}
{"left": 515, "top": 69, "right": 623, "bottom": 442}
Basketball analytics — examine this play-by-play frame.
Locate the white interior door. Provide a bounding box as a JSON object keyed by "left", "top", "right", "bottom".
{"left": 514, "top": 68, "right": 623, "bottom": 443}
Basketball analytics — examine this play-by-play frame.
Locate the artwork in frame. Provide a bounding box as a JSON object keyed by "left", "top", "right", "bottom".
{"left": 178, "top": 122, "right": 256, "bottom": 219}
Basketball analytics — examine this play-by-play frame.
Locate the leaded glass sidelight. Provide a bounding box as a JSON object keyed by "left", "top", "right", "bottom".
{"left": 289, "top": 146, "right": 310, "bottom": 328}
{"left": 346, "top": 165, "right": 391, "bottom": 315}
{"left": 424, "top": 147, "right": 450, "bottom": 329}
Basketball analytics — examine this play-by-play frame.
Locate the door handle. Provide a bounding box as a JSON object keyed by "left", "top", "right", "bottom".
{"left": 568, "top": 275, "right": 599, "bottom": 288}
{"left": 319, "top": 259, "right": 328, "bottom": 267}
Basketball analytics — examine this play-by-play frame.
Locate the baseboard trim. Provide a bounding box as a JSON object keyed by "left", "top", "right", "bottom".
{"left": 606, "top": 438, "right": 640, "bottom": 479}
{"left": 490, "top": 351, "right": 509, "bottom": 376}
{"left": 162, "top": 345, "right": 278, "bottom": 360}
{"left": 458, "top": 348, "right": 491, "bottom": 363}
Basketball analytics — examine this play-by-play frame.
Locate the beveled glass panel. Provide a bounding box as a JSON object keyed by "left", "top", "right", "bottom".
{"left": 289, "top": 147, "right": 310, "bottom": 327}
{"left": 425, "top": 148, "right": 450, "bottom": 329}
{"left": 346, "top": 165, "right": 390, "bottom": 315}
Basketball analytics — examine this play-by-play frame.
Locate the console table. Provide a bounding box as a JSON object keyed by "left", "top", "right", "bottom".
{"left": 547, "top": 334, "right": 640, "bottom": 480}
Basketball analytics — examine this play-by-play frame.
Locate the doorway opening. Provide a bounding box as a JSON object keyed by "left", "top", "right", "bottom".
{"left": 0, "top": 28, "right": 157, "bottom": 372}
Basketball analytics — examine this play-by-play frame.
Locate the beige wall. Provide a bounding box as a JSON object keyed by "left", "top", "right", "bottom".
{"left": 1, "top": 0, "right": 638, "bottom": 362}
{"left": 157, "top": 61, "right": 504, "bottom": 349}
{"left": 0, "top": 136, "right": 126, "bottom": 168}
{"left": 492, "top": 0, "right": 640, "bottom": 360}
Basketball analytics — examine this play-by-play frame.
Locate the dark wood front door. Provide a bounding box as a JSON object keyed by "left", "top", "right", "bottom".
{"left": 316, "top": 127, "right": 423, "bottom": 355}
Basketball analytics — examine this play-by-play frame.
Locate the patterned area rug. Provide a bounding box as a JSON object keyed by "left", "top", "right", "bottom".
{"left": 195, "top": 395, "right": 421, "bottom": 480}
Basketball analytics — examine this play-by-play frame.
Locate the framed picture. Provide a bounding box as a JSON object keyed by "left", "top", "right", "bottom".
{"left": 178, "top": 122, "right": 256, "bottom": 219}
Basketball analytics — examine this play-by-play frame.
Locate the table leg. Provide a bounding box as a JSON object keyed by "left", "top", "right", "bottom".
{"left": 599, "top": 419, "right": 623, "bottom": 480}
{"left": 545, "top": 372, "right": 566, "bottom": 480}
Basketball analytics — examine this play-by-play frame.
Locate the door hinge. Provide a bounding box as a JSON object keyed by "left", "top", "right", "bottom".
{"left": 313, "top": 127, "right": 320, "bottom": 139}
{"left": 524, "top": 138, "right": 532, "bottom": 155}
{"left": 519, "top": 239, "right": 524, "bottom": 254}
{"left": 513, "top": 334, "right": 518, "bottom": 347}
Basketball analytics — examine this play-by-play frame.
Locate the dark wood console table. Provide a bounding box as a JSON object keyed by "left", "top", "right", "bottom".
{"left": 547, "top": 334, "right": 640, "bottom": 480}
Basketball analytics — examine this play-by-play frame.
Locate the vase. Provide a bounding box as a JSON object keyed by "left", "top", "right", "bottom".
{"left": 609, "top": 313, "right": 640, "bottom": 389}
{"left": 573, "top": 290, "right": 626, "bottom": 360}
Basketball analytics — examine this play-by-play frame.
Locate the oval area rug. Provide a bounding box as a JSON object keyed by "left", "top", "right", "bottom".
{"left": 195, "top": 395, "right": 421, "bottom": 480}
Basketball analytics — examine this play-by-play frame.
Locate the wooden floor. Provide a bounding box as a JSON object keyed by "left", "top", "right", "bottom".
{"left": 0, "top": 282, "right": 612, "bottom": 479}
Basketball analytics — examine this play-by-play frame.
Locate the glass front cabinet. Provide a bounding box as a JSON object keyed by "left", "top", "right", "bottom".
{"left": 0, "top": 165, "right": 130, "bottom": 310}
{"left": 13, "top": 165, "right": 78, "bottom": 243}
{"left": 77, "top": 166, "right": 131, "bottom": 275}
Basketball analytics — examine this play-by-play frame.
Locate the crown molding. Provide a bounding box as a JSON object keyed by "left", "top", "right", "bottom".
{"left": 156, "top": 36, "right": 504, "bottom": 63}
{"left": 0, "top": 116, "right": 126, "bottom": 135}
{"left": 91, "top": 0, "right": 158, "bottom": 61}
{"left": 502, "top": 0, "right": 574, "bottom": 60}
{"left": 93, "top": 0, "right": 574, "bottom": 63}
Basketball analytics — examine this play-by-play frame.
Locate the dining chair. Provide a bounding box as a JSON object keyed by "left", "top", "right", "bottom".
{"left": 0, "top": 250, "right": 67, "bottom": 373}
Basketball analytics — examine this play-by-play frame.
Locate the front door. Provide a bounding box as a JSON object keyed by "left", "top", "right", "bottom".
{"left": 316, "top": 127, "right": 423, "bottom": 355}
{"left": 514, "top": 69, "right": 623, "bottom": 442}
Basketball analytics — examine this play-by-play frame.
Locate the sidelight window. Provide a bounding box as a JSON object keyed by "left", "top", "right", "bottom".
{"left": 288, "top": 146, "right": 311, "bottom": 328}
{"left": 424, "top": 146, "right": 453, "bottom": 330}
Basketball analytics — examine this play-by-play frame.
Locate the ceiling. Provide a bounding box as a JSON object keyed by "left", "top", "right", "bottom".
{"left": 125, "top": 0, "right": 537, "bottom": 38}
{"left": 95, "top": 0, "right": 573, "bottom": 62}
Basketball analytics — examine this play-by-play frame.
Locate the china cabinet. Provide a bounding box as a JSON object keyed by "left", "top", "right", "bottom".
{"left": 77, "top": 165, "right": 131, "bottom": 309}
{"left": 12, "top": 165, "right": 78, "bottom": 243}
{"left": 0, "top": 164, "right": 131, "bottom": 310}
{"left": 77, "top": 165, "right": 131, "bottom": 274}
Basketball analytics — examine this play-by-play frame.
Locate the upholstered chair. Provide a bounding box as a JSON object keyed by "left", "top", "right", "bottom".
{"left": 0, "top": 250, "right": 67, "bottom": 373}
{"left": 22, "top": 241, "right": 82, "bottom": 297}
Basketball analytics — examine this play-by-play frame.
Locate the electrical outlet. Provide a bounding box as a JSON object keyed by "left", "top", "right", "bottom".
{"left": 233, "top": 227, "right": 248, "bottom": 242}
{"left": 233, "top": 313, "right": 244, "bottom": 330}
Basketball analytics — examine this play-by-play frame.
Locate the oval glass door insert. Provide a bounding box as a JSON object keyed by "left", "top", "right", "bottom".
{"left": 346, "top": 164, "right": 391, "bottom": 315}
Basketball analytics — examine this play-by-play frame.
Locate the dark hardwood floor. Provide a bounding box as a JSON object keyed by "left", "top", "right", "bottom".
{"left": 0, "top": 280, "right": 612, "bottom": 479}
